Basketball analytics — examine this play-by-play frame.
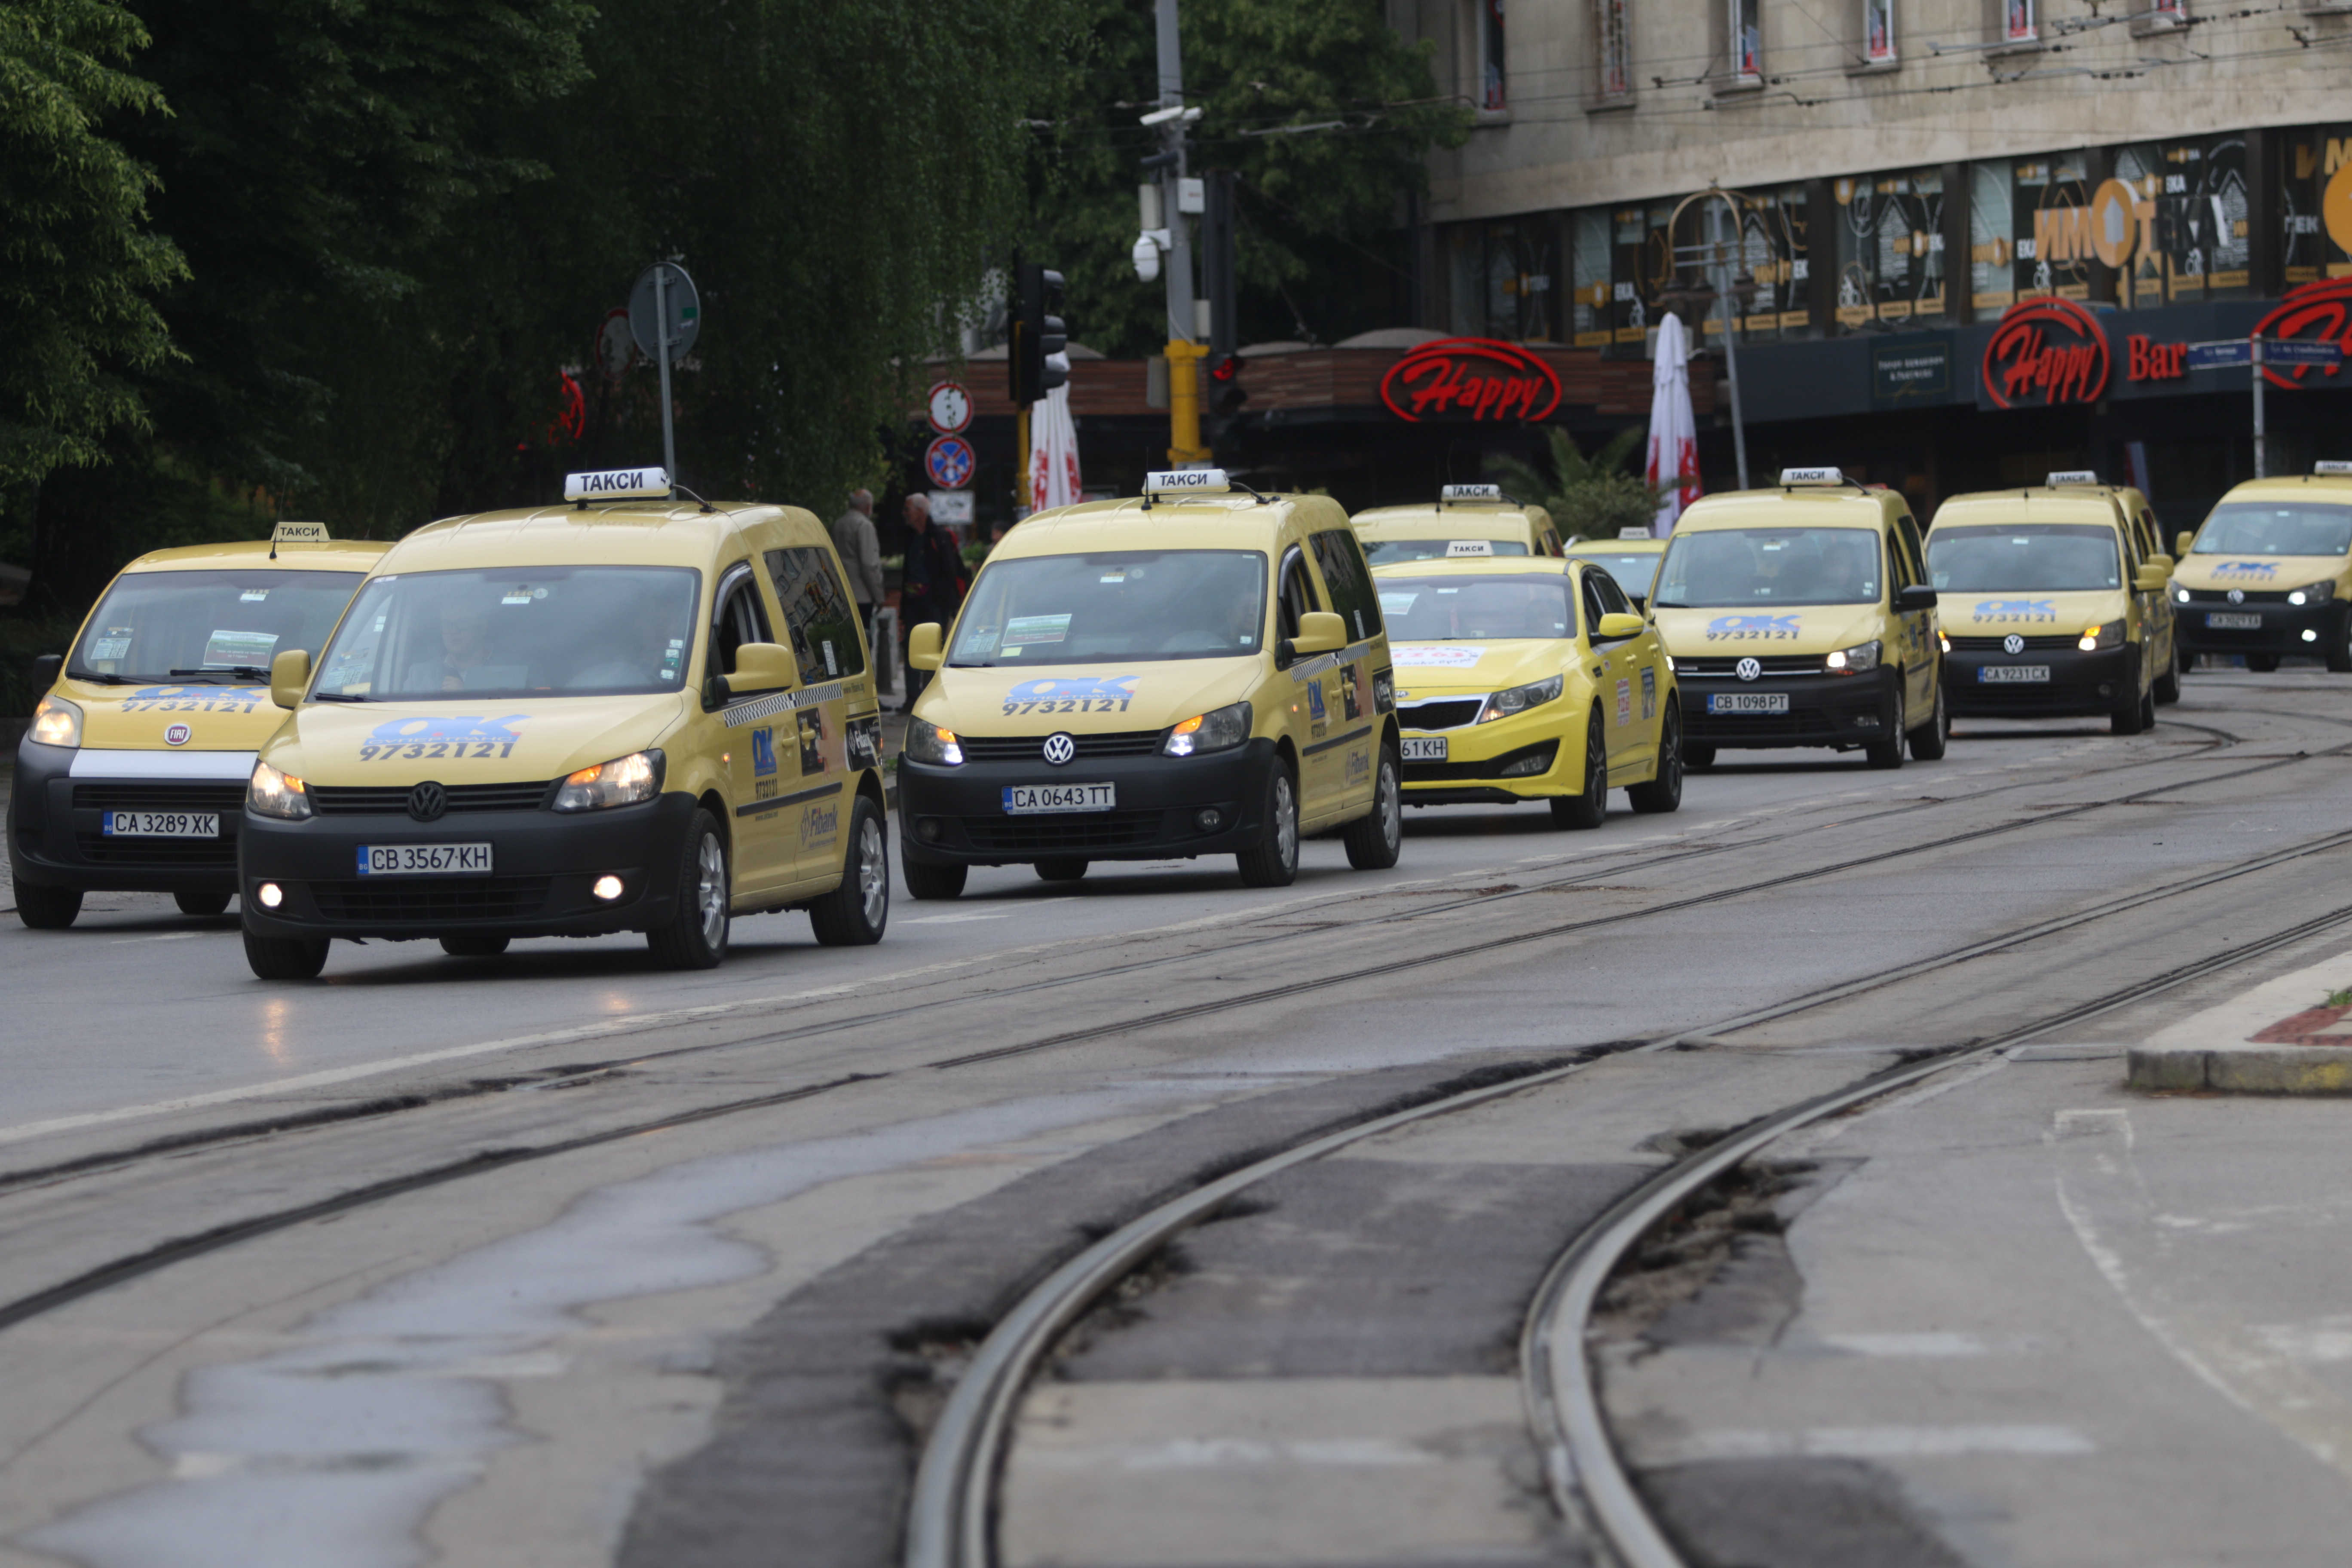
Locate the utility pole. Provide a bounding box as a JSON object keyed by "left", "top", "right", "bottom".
{"left": 1152, "top": 0, "right": 1210, "bottom": 466}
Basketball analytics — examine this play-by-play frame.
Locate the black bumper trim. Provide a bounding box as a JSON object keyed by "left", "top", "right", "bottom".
{"left": 898, "top": 737, "right": 1280, "bottom": 867}
{"left": 1302, "top": 723, "right": 1374, "bottom": 757}
{"left": 738, "top": 778, "right": 842, "bottom": 817}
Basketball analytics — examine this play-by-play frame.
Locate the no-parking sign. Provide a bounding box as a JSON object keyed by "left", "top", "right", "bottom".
{"left": 925, "top": 435, "right": 976, "bottom": 490}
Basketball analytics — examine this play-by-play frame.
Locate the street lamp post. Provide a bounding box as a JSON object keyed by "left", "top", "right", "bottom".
{"left": 1665, "top": 187, "right": 1754, "bottom": 493}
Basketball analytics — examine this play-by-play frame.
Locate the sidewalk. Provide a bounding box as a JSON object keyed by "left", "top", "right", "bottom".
{"left": 2130, "top": 950, "right": 2352, "bottom": 1093}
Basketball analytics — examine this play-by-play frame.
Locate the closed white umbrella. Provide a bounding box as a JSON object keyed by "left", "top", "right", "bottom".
{"left": 1029, "top": 380, "right": 1081, "bottom": 512}
{"left": 1645, "top": 312, "right": 1701, "bottom": 536}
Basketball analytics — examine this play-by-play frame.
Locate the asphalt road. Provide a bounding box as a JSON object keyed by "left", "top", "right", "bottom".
{"left": 6, "top": 669, "right": 2352, "bottom": 1568}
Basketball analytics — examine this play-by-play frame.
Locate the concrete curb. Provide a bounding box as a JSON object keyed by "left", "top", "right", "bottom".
{"left": 2129, "top": 948, "right": 2352, "bottom": 1094}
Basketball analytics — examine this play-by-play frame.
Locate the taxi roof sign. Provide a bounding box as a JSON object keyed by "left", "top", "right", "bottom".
{"left": 270, "top": 520, "right": 329, "bottom": 547}
{"left": 1142, "top": 468, "right": 1229, "bottom": 494}
{"left": 1440, "top": 483, "right": 1502, "bottom": 502}
{"left": 1778, "top": 467, "right": 1846, "bottom": 487}
{"left": 2046, "top": 469, "right": 2101, "bottom": 486}
{"left": 1617, "top": 526, "right": 1653, "bottom": 539}
{"left": 1445, "top": 539, "right": 1495, "bottom": 557}
{"left": 2316, "top": 461, "right": 2352, "bottom": 475}
{"left": 565, "top": 466, "right": 671, "bottom": 502}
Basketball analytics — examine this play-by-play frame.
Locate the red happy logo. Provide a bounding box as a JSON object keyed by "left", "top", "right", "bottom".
{"left": 2252, "top": 278, "right": 2352, "bottom": 389}
{"left": 1982, "top": 299, "right": 2111, "bottom": 409}
{"left": 1380, "top": 338, "right": 1563, "bottom": 423}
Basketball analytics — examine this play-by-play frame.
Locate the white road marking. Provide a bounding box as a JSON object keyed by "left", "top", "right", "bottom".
{"left": 1020, "top": 1436, "right": 1436, "bottom": 1470}
{"left": 110, "top": 931, "right": 208, "bottom": 945}
{"left": 1819, "top": 1332, "right": 1990, "bottom": 1357}
{"left": 1647, "top": 1425, "right": 2092, "bottom": 1462}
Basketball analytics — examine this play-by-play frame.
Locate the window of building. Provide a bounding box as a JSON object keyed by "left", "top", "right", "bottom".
{"left": 2002, "top": 0, "right": 2036, "bottom": 43}
{"left": 1478, "top": 0, "right": 1507, "bottom": 112}
{"left": 1832, "top": 169, "right": 1948, "bottom": 327}
{"left": 1863, "top": 0, "right": 1896, "bottom": 62}
{"left": 1597, "top": 0, "right": 1632, "bottom": 101}
{"left": 2111, "top": 138, "right": 2248, "bottom": 305}
{"left": 2282, "top": 124, "right": 2352, "bottom": 286}
{"left": 1728, "top": 0, "right": 1761, "bottom": 80}
{"left": 2007, "top": 155, "right": 2094, "bottom": 300}
{"left": 1968, "top": 160, "right": 2015, "bottom": 313}
{"left": 1444, "top": 220, "right": 1558, "bottom": 340}
{"left": 1570, "top": 210, "right": 1614, "bottom": 346}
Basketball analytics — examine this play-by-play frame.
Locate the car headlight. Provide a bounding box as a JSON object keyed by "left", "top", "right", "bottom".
{"left": 1663, "top": 654, "right": 1677, "bottom": 673}
{"left": 2288, "top": 580, "right": 2337, "bottom": 607}
{"left": 1163, "top": 700, "right": 1251, "bottom": 756}
{"left": 2078, "top": 619, "right": 2125, "bottom": 652}
{"left": 903, "top": 717, "right": 964, "bottom": 766}
{"left": 1825, "top": 638, "right": 1881, "bottom": 674}
{"left": 2172, "top": 586, "right": 2190, "bottom": 603}
{"left": 1479, "top": 674, "right": 1563, "bottom": 722}
{"left": 553, "top": 749, "right": 665, "bottom": 811}
{"left": 30, "top": 695, "right": 83, "bottom": 748}
{"left": 1938, "top": 631, "right": 1951, "bottom": 654}
{"left": 248, "top": 760, "right": 312, "bottom": 820}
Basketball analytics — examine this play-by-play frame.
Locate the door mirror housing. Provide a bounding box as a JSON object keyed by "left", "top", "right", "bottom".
{"left": 32, "top": 652, "right": 62, "bottom": 689}
{"left": 1594, "top": 612, "right": 1647, "bottom": 642}
{"left": 908, "top": 622, "right": 944, "bottom": 672}
{"left": 2176, "top": 530, "right": 2196, "bottom": 559}
{"left": 727, "top": 641, "right": 796, "bottom": 695}
{"left": 1895, "top": 583, "right": 1939, "bottom": 612}
{"left": 2135, "top": 564, "right": 2170, "bottom": 593}
{"left": 2147, "top": 552, "right": 2174, "bottom": 573}
{"left": 1278, "top": 610, "right": 1347, "bottom": 666}
{"left": 270, "top": 649, "right": 311, "bottom": 710}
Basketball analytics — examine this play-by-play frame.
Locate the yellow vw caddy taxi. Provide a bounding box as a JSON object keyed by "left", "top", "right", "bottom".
{"left": 1652, "top": 468, "right": 1948, "bottom": 770}
{"left": 1373, "top": 555, "right": 1680, "bottom": 826}
{"left": 236, "top": 468, "right": 889, "bottom": 979}
{"left": 1926, "top": 476, "right": 2172, "bottom": 733}
{"left": 896, "top": 469, "right": 1400, "bottom": 895}
{"left": 1352, "top": 484, "right": 1564, "bottom": 566}
{"left": 2171, "top": 462, "right": 2352, "bottom": 672}
{"left": 10, "top": 527, "right": 387, "bottom": 929}
{"left": 1564, "top": 529, "right": 1667, "bottom": 608}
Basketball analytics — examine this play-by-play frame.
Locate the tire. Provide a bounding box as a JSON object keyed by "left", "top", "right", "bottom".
{"left": 243, "top": 927, "right": 329, "bottom": 980}
{"left": 1236, "top": 760, "right": 1300, "bottom": 887}
{"left": 1550, "top": 710, "right": 1609, "bottom": 829}
{"left": 2330, "top": 610, "right": 2352, "bottom": 674}
{"left": 904, "top": 854, "right": 967, "bottom": 900}
{"left": 1907, "top": 681, "right": 1950, "bottom": 761}
{"left": 1626, "top": 707, "right": 1683, "bottom": 815}
{"left": 2140, "top": 687, "right": 2157, "bottom": 729}
{"left": 1684, "top": 741, "right": 1718, "bottom": 772}
{"left": 175, "top": 889, "right": 232, "bottom": 917}
{"left": 2177, "top": 642, "right": 2195, "bottom": 677}
{"left": 810, "top": 796, "right": 889, "bottom": 946}
{"left": 1865, "top": 687, "right": 1906, "bottom": 769}
{"left": 440, "top": 934, "right": 510, "bottom": 957}
{"left": 16, "top": 883, "right": 84, "bottom": 929}
{"left": 645, "top": 809, "right": 730, "bottom": 970}
{"left": 2154, "top": 659, "right": 2181, "bottom": 704}
{"left": 1341, "top": 744, "right": 1403, "bottom": 870}
{"left": 2111, "top": 652, "right": 2149, "bottom": 735}
{"left": 2247, "top": 653, "right": 2281, "bottom": 672}
{"left": 1035, "top": 858, "right": 1089, "bottom": 882}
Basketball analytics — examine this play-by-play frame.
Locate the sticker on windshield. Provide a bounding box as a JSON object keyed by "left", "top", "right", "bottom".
{"left": 1003, "top": 613, "right": 1072, "bottom": 646}
{"left": 1379, "top": 591, "right": 1419, "bottom": 616}
{"left": 240, "top": 588, "right": 270, "bottom": 602}
{"left": 202, "top": 629, "right": 279, "bottom": 668}
{"left": 821, "top": 640, "right": 839, "bottom": 677}
{"left": 501, "top": 585, "right": 548, "bottom": 605}
{"left": 88, "top": 628, "right": 134, "bottom": 661}
{"left": 1390, "top": 644, "right": 1483, "bottom": 668}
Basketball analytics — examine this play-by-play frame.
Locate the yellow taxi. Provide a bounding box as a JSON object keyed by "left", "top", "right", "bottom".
{"left": 10, "top": 527, "right": 388, "bottom": 929}
{"left": 1652, "top": 468, "right": 1948, "bottom": 770}
{"left": 1926, "top": 474, "right": 2173, "bottom": 732}
{"left": 1352, "top": 484, "right": 1564, "bottom": 565}
{"left": 897, "top": 469, "right": 1399, "bottom": 894}
{"left": 1372, "top": 555, "right": 1680, "bottom": 826}
{"left": 1564, "top": 528, "right": 1667, "bottom": 608}
{"left": 236, "top": 468, "right": 888, "bottom": 979}
{"left": 2170, "top": 462, "right": 2352, "bottom": 672}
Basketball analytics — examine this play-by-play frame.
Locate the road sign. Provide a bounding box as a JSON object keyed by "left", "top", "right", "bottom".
{"left": 2185, "top": 338, "right": 2345, "bottom": 370}
{"left": 628, "top": 262, "right": 701, "bottom": 366}
{"left": 925, "top": 435, "right": 976, "bottom": 490}
{"left": 927, "top": 381, "right": 973, "bottom": 435}
{"left": 593, "top": 307, "right": 635, "bottom": 381}
{"left": 928, "top": 490, "right": 975, "bottom": 526}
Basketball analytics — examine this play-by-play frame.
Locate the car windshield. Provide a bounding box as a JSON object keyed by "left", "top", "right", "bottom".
{"left": 1376, "top": 575, "right": 1576, "bottom": 640}
{"left": 68, "top": 568, "right": 367, "bottom": 684}
{"left": 1363, "top": 538, "right": 1531, "bottom": 565}
{"left": 1926, "top": 524, "right": 2121, "bottom": 591}
{"left": 1654, "top": 527, "right": 1883, "bottom": 607}
{"left": 312, "top": 566, "right": 701, "bottom": 700}
{"left": 2192, "top": 503, "right": 2352, "bottom": 556}
{"left": 948, "top": 550, "right": 1268, "bottom": 665}
{"left": 1567, "top": 550, "right": 1662, "bottom": 594}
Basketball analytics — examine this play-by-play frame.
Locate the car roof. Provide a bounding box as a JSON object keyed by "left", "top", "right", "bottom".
{"left": 1929, "top": 492, "right": 2128, "bottom": 529}
{"left": 121, "top": 539, "right": 392, "bottom": 573}
{"left": 991, "top": 491, "right": 1348, "bottom": 557}
{"left": 1369, "top": 556, "right": 1571, "bottom": 578}
{"left": 1565, "top": 537, "right": 1664, "bottom": 553}
{"left": 2218, "top": 474, "right": 2352, "bottom": 504}
{"left": 1672, "top": 488, "right": 1897, "bottom": 531}
{"left": 370, "top": 500, "right": 824, "bottom": 574}
{"left": 1352, "top": 504, "right": 1541, "bottom": 534}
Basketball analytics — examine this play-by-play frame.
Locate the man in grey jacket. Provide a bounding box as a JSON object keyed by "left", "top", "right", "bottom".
{"left": 831, "top": 488, "right": 885, "bottom": 647}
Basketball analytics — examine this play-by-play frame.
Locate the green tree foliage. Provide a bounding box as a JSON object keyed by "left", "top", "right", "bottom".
{"left": 0, "top": 0, "right": 182, "bottom": 491}
{"left": 1487, "top": 427, "right": 1663, "bottom": 541}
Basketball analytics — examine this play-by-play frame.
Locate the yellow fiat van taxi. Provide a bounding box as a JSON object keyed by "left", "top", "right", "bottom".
{"left": 2171, "top": 462, "right": 2352, "bottom": 672}
{"left": 1652, "top": 469, "right": 1948, "bottom": 770}
{"left": 10, "top": 527, "right": 388, "bottom": 928}
{"left": 896, "top": 469, "right": 1400, "bottom": 895}
{"left": 1351, "top": 484, "right": 1564, "bottom": 565}
{"left": 236, "top": 468, "right": 888, "bottom": 979}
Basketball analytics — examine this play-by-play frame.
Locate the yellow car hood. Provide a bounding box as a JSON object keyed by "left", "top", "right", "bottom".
{"left": 261, "top": 692, "right": 687, "bottom": 786}
{"left": 1939, "top": 588, "right": 2127, "bottom": 636}
{"left": 917, "top": 658, "right": 1263, "bottom": 736}
{"left": 2172, "top": 554, "right": 2344, "bottom": 594}
{"left": 1387, "top": 640, "right": 1563, "bottom": 698}
{"left": 1652, "top": 605, "right": 1883, "bottom": 658}
{"left": 64, "top": 680, "right": 284, "bottom": 752}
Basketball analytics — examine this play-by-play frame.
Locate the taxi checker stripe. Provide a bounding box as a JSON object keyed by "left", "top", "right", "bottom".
{"left": 735, "top": 779, "right": 842, "bottom": 818}
{"left": 1289, "top": 639, "right": 1380, "bottom": 684}
{"left": 722, "top": 680, "right": 847, "bottom": 728}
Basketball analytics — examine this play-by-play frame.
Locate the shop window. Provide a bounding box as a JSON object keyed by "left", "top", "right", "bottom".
{"left": 1863, "top": 0, "right": 1897, "bottom": 63}
{"left": 1969, "top": 160, "right": 2015, "bottom": 313}
{"left": 2008, "top": 155, "right": 2094, "bottom": 300}
{"left": 1681, "top": 189, "right": 1809, "bottom": 345}
{"left": 2114, "top": 138, "right": 2251, "bottom": 305}
{"left": 1475, "top": 0, "right": 1507, "bottom": 113}
{"left": 1832, "top": 169, "right": 1948, "bottom": 327}
{"left": 1570, "top": 210, "right": 1614, "bottom": 346}
{"left": 2000, "top": 0, "right": 2037, "bottom": 44}
{"left": 2280, "top": 125, "right": 2352, "bottom": 287}
{"left": 1597, "top": 0, "right": 1633, "bottom": 103}
{"left": 1727, "top": 0, "right": 1762, "bottom": 82}
{"left": 1445, "top": 220, "right": 1558, "bottom": 340}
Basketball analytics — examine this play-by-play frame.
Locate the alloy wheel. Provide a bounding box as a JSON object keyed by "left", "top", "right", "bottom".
{"left": 695, "top": 831, "right": 728, "bottom": 950}
{"left": 856, "top": 816, "right": 888, "bottom": 927}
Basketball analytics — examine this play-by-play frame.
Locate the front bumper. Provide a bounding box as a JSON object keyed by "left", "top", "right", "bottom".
{"left": 897, "top": 737, "right": 1278, "bottom": 866}
{"left": 1400, "top": 703, "right": 1575, "bottom": 805}
{"left": 1945, "top": 644, "right": 2132, "bottom": 717}
{"left": 2173, "top": 597, "right": 2337, "bottom": 656}
{"left": 1678, "top": 666, "right": 1899, "bottom": 750}
{"left": 237, "top": 790, "right": 697, "bottom": 941}
{"left": 8, "top": 740, "right": 251, "bottom": 894}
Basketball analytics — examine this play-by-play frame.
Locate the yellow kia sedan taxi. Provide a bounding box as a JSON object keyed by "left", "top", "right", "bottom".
{"left": 1926, "top": 478, "right": 2171, "bottom": 732}
{"left": 236, "top": 468, "right": 889, "bottom": 979}
{"left": 10, "top": 527, "right": 388, "bottom": 929}
{"left": 1652, "top": 469, "right": 1948, "bottom": 770}
{"left": 1352, "top": 484, "right": 1564, "bottom": 565}
{"left": 2170, "top": 462, "right": 2352, "bottom": 672}
{"left": 1564, "top": 529, "right": 1667, "bottom": 608}
{"left": 1373, "top": 556, "right": 1680, "bottom": 826}
{"left": 896, "top": 469, "right": 1400, "bottom": 895}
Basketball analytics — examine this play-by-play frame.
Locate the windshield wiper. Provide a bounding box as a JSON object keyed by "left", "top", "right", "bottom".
{"left": 67, "top": 670, "right": 135, "bottom": 685}
{"left": 1649, "top": 598, "right": 1688, "bottom": 608}
{"left": 169, "top": 667, "right": 272, "bottom": 683}
{"left": 312, "top": 691, "right": 372, "bottom": 701}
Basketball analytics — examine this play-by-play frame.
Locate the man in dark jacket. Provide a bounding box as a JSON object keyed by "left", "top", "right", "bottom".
{"left": 898, "top": 493, "right": 965, "bottom": 708}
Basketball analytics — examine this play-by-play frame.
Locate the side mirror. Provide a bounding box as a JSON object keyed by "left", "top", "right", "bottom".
{"left": 2148, "top": 552, "right": 2174, "bottom": 573}
{"left": 32, "top": 652, "right": 62, "bottom": 688}
{"left": 1594, "top": 612, "right": 1647, "bottom": 641}
{"left": 908, "top": 622, "right": 944, "bottom": 672}
{"left": 1281, "top": 611, "right": 1347, "bottom": 664}
{"left": 728, "top": 641, "right": 796, "bottom": 695}
{"left": 2176, "top": 530, "right": 2196, "bottom": 559}
{"left": 2135, "top": 564, "right": 2170, "bottom": 593}
{"left": 270, "top": 649, "right": 311, "bottom": 710}
{"left": 1895, "top": 583, "right": 1939, "bottom": 612}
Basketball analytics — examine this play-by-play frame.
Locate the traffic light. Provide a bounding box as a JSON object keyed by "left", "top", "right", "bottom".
{"left": 1011, "top": 263, "right": 1068, "bottom": 406}
{"left": 1207, "top": 350, "right": 1247, "bottom": 417}
{"left": 1201, "top": 172, "right": 1243, "bottom": 421}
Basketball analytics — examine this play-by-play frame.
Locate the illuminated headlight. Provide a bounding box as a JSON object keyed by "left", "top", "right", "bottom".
{"left": 2077, "top": 619, "right": 2125, "bottom": 652}
{"left": 2172, "top": 586, "right": 2190, "bottom": 603}
{"left": 1163, "top": 700, "right": 1250, "bottom": 756}
{"left": 553, "top": 749, "right": 665, "bottom": 811}
{"left": 1479, "top": 674, "right": 1563, "bottom": 722}
{"left": 1663, "top": 654, "right": 1677, "bottom": 673}
{"left": 248, "top": 760, "right": 312, "bottom": 820}
{"left": 2288, "top": 580, "right": 2336, "bottom": 607}
{"left": 257, "top": 882, "right": 285, "bottom": 908}
{"left": 1825, "top": 638, "right": 1882, "bottom": 674}
{"left": 903, "top": 718, "right": 964, "bottom": 766}
{"left": 29, "top": 695, "right": 83, "bottom": 748}
{"left": 593, "top": 874, "right": 625, "bottom": 901}
{"left": 1938, "top": 631, "right": 1951, "bottom": 654}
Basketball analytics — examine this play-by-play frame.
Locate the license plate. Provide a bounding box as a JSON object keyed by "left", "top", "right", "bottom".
{"left": 1706, "top": 692, "right": 1790, "bottom": 714}
{"left": 1401, "top": 737, "right": 1449, "bottom": 762}
{"left": 1001, "top": 782, "right": 1116, "bottom": 815}
{"left": 2206, "top": 612, "right": 2262, "bottom": 629}
{"left": 102, "top": 811, "right": 219, "bottom": 838}
{"left": 357, "top": 843, "right": 494, "bottom": 876}
{"left": 1977, "top": 665, "right": 2051, "bottom": 683}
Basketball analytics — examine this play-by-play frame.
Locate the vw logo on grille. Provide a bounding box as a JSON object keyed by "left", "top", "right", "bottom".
{"left": 1041, "top": 733, "right": 1077, "bottom": 766}
{"left": 2227, "top": 588, "right": 2245, "bottom": 604}
{"left": 2003, "top": 633, "right": 2025, "bottom": 656}
{"left": 407, "top": 781, "right": 448, "bottom": 821}
{"left": 1734, "top": 657, "right": 1761, "bottom": 682}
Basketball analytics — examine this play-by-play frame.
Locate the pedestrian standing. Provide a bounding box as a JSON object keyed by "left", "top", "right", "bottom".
{"left": 831, "top": 487, "right": 885, "bottom": 652}
{"left": 898, "top": 493, "right": 965, "bottom": 710}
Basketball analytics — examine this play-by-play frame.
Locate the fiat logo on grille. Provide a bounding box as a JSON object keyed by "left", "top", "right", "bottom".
{"left": 407, "top": 781, "right": 448, "bottom": 821}
{"left": 163, "top": 723, "right": 192, "bottom": 746}
{"left": 1734, "top": 657, "right": 1761, "bottom": 682}
{"left": 1041, "top": 733, "right": 1076, "bottom": 766}
{"left": 2003, "top": 634, "right": 2025, "bottom": 655}
{"left": 2227, "top": 588, "right": 2245, "bottom": 604}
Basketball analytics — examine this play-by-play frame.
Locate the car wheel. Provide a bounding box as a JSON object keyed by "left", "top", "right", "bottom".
{"left": 1684, "top": 741, "right": 1718, "bottom": 771}
{"left": 2153, "top": 661, "right": 2181, "bottom": 703}
{"left": 243, "top": 927, "right": 329, "bottom": 980}
{"left": 174, "top": 889, "right": 233, "bottom": 918}
{"left": 1626, "top": 707, "right": 1682, "bottom": 815}
{"left": 1551, "top": 710, "right": 1608, "bottom": 829}
{"left": 1907, "top": 681, "right": 1950, "bottom": 761}
{"left": 16, "top": 883, "right": 84, "bottom": 930}
{"left": 1341, "top": 743, "right": 1403, "bottom": 869}
{"left": 1865, "top": 691, "right": 1906, "bottom": 769}
{"left": 2331, "top": 610, "right": 2352, "bottom": 674}
{"left": 2112, "top": 652, "right": 2149, "bottom": 735}
{"left": 1236, "top": 761, "right": 1300, "bottom": 887}
{"left": 646, "top": 809, "right": 730, "bottom": 970}
{"left": 903, "top": 854, "right": 968, "bottom": 900}
{"left": 1035, "top": 858, "right": 1089, "bottom": 882}
{"left": 810, "top": 795, "right": 890, "bottom": 946}
{"left": 2247, "top": 653, "right": 2281, "bottom": 672}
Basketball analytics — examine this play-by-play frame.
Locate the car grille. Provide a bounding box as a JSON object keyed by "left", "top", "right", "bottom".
{"left": 1684, "top": 706, "right": 1844, "bottom": 738}
{"left": 960, "top": 811, "right": 1164, "bottom": 853}
{"left": 74, "top": 831, "right": 238, "bottom": 866}
{"left": 308, "top": 781, "right": 553, "bottom": 815}
{"left": 1672, "top": 655, "right": 1826, "bottom": 677}
{"left": 2180, "top": 588, "right": 2294, "bottom": 604}
{"left": 309, "top": 876, "right": 554, "bottom": 922}
{"left": 1947, "top": 634, "right": 2080, "bottom": 652}
{"left": 1396, "top": 699, "right": 1485, "bottom": 731}
{"left": 72, "top": 782, "right": 249, "bottom": 813}
{"left": 1405, "top": 741, "right": 1559, "bottom": 783}
{"left": 956, "top": 731, "right": 1163, "bottom": 762}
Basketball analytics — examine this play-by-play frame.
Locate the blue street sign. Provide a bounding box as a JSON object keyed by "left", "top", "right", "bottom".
{"left": 2185, "top": 338, "right": 2344, "bottom": 370}
{"left": 2184, "top": 340, "right": 2249, "bottom": 369}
